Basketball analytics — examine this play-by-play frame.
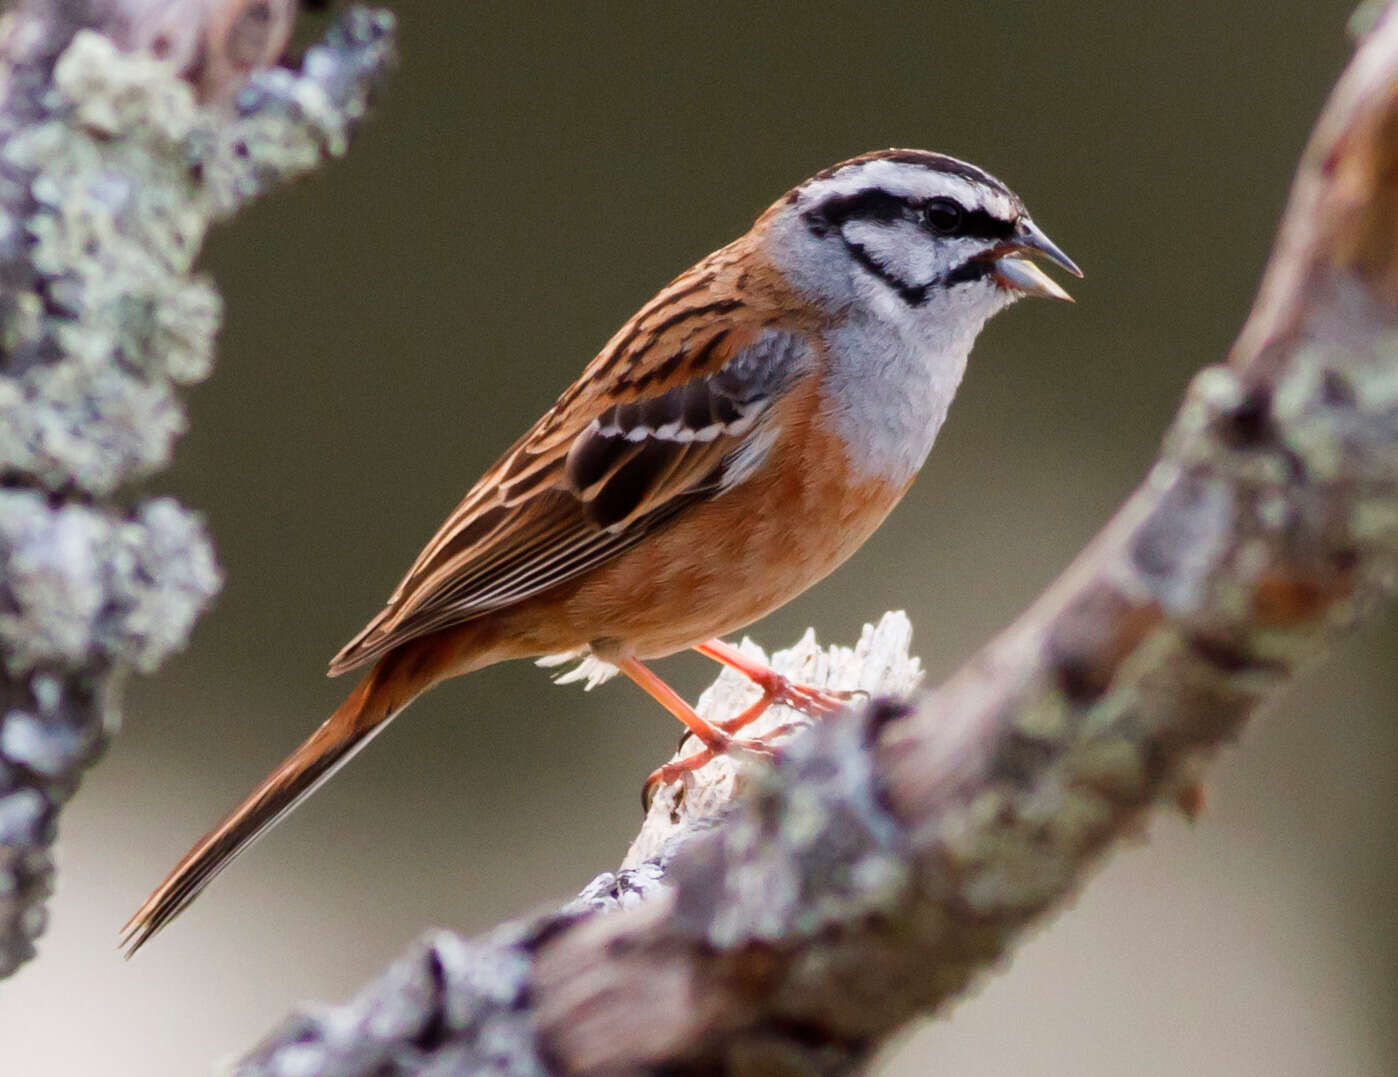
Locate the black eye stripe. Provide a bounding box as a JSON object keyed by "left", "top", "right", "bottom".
{"left": 804, "top": 189, "right": 910, "bottom": 234}
{"left": 841, "top": 239, "right": 933, "bottom": 306}
{"left": 943, "top": 260, "right": 995, "bottom": 287}
{"left": 953, "top": 207, "right": 1016, "bottom": 242}
{"left": 806, "top": 189, "right": 1015, "bottom": 242}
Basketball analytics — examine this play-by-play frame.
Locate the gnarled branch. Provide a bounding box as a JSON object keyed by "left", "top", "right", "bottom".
{"left": 0, "top": 0, "right": 393, "bottom": 980}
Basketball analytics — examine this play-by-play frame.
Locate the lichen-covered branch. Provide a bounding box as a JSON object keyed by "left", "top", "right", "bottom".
{"left": 236, "top": 5, "right": 1398, "bottom": 1075}
{"left": 0, "top": 0, "right": 393, "bottom": 979}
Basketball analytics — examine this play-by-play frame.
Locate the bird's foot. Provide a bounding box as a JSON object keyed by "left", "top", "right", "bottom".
{"left": 761, "top": 676, "right": 857, "bottom": 718}
{"left": 641, "top": 726, "right": 796, "bottom": 812}
{"left": 694, "top": 637, "right": 858, "bottom": 721}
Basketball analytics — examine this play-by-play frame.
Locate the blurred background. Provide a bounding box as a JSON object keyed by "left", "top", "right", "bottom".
{"left": 3, "top": 2, "right": 1395, "bottom": 1073}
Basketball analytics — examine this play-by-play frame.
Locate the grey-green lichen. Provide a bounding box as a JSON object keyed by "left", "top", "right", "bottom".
{"left": 0, "top": 11, "right": 394, "bottom": 494}
{"left": 2, "top": 34, "right": 208, "bottom": 493}
{"left": 0, "top": 6, "right": 395, "bottom": 980}
{"left": 681, "top": 707, "right": 913, "bottom": 949}
{"left": 238, "top": 928, "right": 550, "bottom": 1077}
{"left": 0, "top": 491, "right": 219, "bottom": 674}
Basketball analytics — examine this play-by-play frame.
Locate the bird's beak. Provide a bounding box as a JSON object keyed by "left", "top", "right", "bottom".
{"left": 992, "top": 218, "right": 1083, "bottom": 302}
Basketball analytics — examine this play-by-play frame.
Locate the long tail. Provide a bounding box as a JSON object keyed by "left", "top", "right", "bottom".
{"left": 120, "top": 652, "right": 427, "bottom": 957}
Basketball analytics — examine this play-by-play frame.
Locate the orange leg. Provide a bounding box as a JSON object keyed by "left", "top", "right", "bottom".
{"left": 627, "top": 643, "right": 859, "bottom": 812}
{"left": 715, "top": 685, "right": 777, "bottom": 735}
{"left": 641, "top": 718, "right": 805, "bottom": 811}
{"left": 693, "top": 638, "right": 854, "bottom": 719}
{"left": 617, "top": 657, "right": 732, "bottom": 753}
{"left": 618, "top": 657, "right": 781, "bottom": 809}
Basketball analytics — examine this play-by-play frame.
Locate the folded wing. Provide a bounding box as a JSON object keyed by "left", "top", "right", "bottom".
{"left": 328, "top": 315, "right": 807, "bottom": 676}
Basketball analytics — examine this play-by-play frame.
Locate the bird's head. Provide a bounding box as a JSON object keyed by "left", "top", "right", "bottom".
{"left": 764, "top": 148, "right": 1081, "bottom": 335}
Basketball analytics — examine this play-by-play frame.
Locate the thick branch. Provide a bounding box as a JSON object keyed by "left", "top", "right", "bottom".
{"left": 241, "top": 7, "right": 1398, "bottom": 1076}
{"left": 0, "top": 1, "right": 392, "bottom": 979}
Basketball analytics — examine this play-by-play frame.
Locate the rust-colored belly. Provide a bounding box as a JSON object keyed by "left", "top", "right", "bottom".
{"left": 488, "top": 387, "right": 910, "bottom": 661}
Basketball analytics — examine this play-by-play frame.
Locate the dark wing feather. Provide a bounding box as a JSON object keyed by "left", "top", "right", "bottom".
{"left": 328, "top": 306, "right": 807, "bottom": 676}
{"left": 566, "top": 371, "right": 767, "bottom": 529}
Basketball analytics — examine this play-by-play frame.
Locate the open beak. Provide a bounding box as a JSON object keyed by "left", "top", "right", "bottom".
{"left": 991, "top": 218, "right": 1083, "bottom": 302}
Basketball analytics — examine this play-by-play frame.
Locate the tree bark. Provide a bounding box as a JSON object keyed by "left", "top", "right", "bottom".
{"left": 0, "top": 0, "right": 392, "bottom": 980}
{"left": 236, "top": 4, "right": 1398, "bottom": 1074}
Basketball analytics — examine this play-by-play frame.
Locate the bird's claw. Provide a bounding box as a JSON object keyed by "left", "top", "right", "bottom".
{"left": 642, "top": 731, "right": 790, "bottom": 812}
{"left": 766, "top": 677, "right": 855, "bottom": 717}
{"left": 644, "top": 673, "right": 856, "bottom": 811}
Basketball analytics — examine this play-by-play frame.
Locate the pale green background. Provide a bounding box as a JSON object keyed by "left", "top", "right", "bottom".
{"left": 3, "top": 2, "right": 1395, "bottom": 1074}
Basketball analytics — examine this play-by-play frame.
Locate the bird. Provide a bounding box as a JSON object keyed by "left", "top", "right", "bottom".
{"left": 121, "top": 148, "right": 1080, "bottom": 955}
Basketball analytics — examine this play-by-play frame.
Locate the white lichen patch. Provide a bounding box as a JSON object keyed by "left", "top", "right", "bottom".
{"left": 624, "top": 612, "right": 923, "bottom": 870}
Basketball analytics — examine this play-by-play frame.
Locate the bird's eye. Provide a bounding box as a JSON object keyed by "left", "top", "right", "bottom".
{"left": 922, "top": 198, "right": 964, "bottom": 234}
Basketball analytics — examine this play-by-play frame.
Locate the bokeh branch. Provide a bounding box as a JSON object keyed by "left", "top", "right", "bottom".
{"left": 0, "top": 1, "right": 392, "bottom": 979}
{"left": 237, "top": 6, "right": 1398, "bottom": 1075}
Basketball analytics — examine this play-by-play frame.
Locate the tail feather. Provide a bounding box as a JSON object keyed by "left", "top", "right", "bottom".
{"left": 120, "top": 657, "right": 417, "bottom": 957}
